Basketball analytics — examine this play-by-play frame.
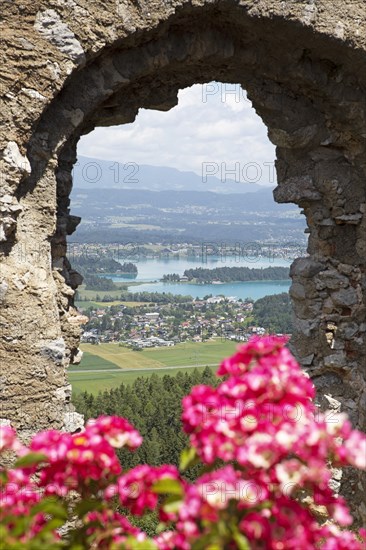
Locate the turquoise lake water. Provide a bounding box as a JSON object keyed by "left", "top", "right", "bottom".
{"left": 125, "top": 280, "right": 290, "bottom": 301}
{"left": 104, "top": 256, "right": 292, "bottom": 300}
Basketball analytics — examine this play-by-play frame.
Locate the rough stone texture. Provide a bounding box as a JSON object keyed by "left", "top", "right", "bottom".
{"left": 0, "top": 0, "right": 365, "bottom": 524}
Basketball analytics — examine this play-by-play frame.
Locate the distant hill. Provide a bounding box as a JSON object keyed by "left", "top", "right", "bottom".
{"left": 70, "top": 186, "right": 295, "bottom": 214}
{"left": 69, "top": 185, "right": 305, "bottom": 245}
{"left": 73, "top": 155, "right": 267, "bottom": 194}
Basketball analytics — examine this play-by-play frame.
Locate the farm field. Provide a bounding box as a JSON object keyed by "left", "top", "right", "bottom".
{"left": 69, "top": 365, "right": 215, "bottom": 393}
{"left": 76, "top": 282, "right": 143, "bottom": 302}
{"left": 75, "top": 300, "right": 147, "bottom": 308}
{"left": 70, "top": 351, "right": 120, "bottom": 371}
{"left": 140, "top": 340, "right": 237, "bottom": 367}
{"left": 68, "top": 340, "right": 237, "bottom": 394}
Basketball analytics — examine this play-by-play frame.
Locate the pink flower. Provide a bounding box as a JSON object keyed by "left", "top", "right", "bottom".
{"left": 85, "top": 509, "right": 146, "bottom": 547}
{"left": 85, "top": 416, "right": 143, "bottom": 449}
{"left": 240, "top": 512, "right": 270, "bottom": 541}
{"left": 114, "top": 465, "right": 180, "bottom": 516}
{"left": 0, "top": 425, "right": 24, "bottom": 454}
{"left": 1, "top": 338, "right": 365, "bottom": 549}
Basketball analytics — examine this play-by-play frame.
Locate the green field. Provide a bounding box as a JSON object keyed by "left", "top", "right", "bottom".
{"left": 71, "top": 351, "right": 120, "bottom": 371}
{"left": 76, "top": 282, "right": 143, "bottom": 302}
{"left": 68, "top": 340, "right": 237, "bottom": 394}
{"left": 75, "top": 300, "right": 146, "bottom": 309}
{"left": 140, "top": 340, "right": 237, "bottom": 367}
{"left": 69, "top": 365, "right": 216, "bottom": 393}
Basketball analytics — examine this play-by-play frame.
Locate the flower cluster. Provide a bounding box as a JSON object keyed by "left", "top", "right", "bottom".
{"left": 28, "top": 416, "right": 141, "bottom": 496}
{"left": 182, "top": 336, "right": 316, "bottom": 466}
{"left": 106, "top": 464, "right": 180, "bottom": 516}
{"left": 178, "top": 336, "right": 366, "bottom": 547}
{"left": 1, "top": 337, "right": 365, "bottom": 549}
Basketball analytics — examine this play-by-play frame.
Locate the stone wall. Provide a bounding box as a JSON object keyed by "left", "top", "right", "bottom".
{"left": 1, "top": 0, "right": 365, "bottom": 523}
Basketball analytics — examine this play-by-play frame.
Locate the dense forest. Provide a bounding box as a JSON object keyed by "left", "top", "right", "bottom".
{"left": 73, "top": 257, "right": 137, "bottom": 290}
{"left": 84, "top": 275, "right": 119, "bottom": 291}
{"left": 162, "top": 273, "right": 181, "bottom": 282}
{"left": 183, "top": 265, "right": 290, "bottom": 283}
{"left": 73, "top": 368, "right": 218, "bottom": 475}
{"left": 77, "top": 290, "right": 194, "bottom": 304}
{"left": 252, "top": 292, "right": 293, "bottom": 333}
{"left": 73, "top": 255, "right": 137, "bottom": 274}
{"left": 73, "top": 368, "right": 222, "bottom": 534}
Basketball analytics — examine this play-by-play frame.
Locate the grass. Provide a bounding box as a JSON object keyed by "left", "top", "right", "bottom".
{"left": 76, "top": 282, "right": 145, "bottom": 302}
{"left": 75, "top": 301, "right": 104, "bottom": 309}
{"left": 69, "top": 365, "right": 215, "bottom": 394}
{"left": 78, "top": 289, "right": 127, "bottom": 300}
{"left": 71, "top": 351, "right": 120, "bottom": 371}
{"left": 75, "top": 300, "right": 147, "bottom": 308}
{"left": 140, "top": 340, "right": 237, "bottom": 367}
{"left": 71, "top": 343, "right": 164, "bottom": 370}
{"left": 68, "top": 340, "right": 237, "bottom": 394}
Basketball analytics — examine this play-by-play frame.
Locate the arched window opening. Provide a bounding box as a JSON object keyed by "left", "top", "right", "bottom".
{"left": 66, "top": 82, "right": 307, "bottom": 383}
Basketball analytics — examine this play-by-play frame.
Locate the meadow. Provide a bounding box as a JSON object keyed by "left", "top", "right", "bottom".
{"left": 68, "top": 340, "right": 237, "bottom": 394}
{"left": 75, "top": 300, "right": 147, "bottom": 309}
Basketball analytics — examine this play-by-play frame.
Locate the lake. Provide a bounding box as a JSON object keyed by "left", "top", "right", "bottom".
{"left": 126, "top": 280, "right": 290, "bottom": 301}
{"left": 104, "top": 255, "right": 292, "bottom": 301}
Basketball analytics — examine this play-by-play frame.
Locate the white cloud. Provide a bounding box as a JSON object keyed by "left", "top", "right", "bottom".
{"left": 77, "top": 82, "right": 276, "bottom": 186}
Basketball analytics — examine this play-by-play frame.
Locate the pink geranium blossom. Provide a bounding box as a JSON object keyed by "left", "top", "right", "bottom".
{"left": 1, "top": 337, "right": 365, "bottom": 549}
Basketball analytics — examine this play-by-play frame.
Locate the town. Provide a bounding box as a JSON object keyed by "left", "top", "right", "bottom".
{"left": 79, "top": 292, "right": 291, "bottom": 350}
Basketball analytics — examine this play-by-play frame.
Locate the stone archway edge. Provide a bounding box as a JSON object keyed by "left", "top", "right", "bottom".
{"left": 0, "top": 0, "right": 365, "bottom": 525}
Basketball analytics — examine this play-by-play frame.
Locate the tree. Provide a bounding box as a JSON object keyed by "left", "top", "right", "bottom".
{"left": 253, "top": 292, "right": 293, "bottom": 333}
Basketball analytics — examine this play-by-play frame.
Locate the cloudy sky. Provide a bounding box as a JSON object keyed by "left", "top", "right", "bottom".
{"left": 77, "top": 83, "right": 277, "bottom": 186}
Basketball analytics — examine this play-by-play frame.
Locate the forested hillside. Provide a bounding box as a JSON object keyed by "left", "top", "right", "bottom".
{"left": 183, "top": 265, "right": 290, "bottom": 282}
{"left": 73, "top": 367, "right": 218, "bottom": 477}
{"left": 252, "top": 292, "right": 293, "bottom": 333}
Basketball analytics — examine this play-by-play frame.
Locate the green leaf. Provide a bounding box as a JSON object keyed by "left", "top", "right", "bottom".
{"left": 152, "top": 478, "right": 183, "bottom": 496}
{"left": 179, "top": 447, "right": 198, "bottom": 471}
{"left": 156, "top": 522, "right": 167, "bottom": 534}
{"left": 32, "top": 498, "right": 68, "bottom": 520}
{"left": 0, "top": 470, "right": 8, "bottom": 483}
{"left": 162, "top": 494, "right": 183, "bottom": 514}
{"left": 121, "top": 537, "right": 158, "bottom": 549}
{"left": 14, "top": 452, "right": 48, "bottom": 468}
{"left": 191, "top": 534, "right": 218, "bottom": 550}
{"left": 233, "top": 532, "right": 250, "bottom": 550}
{"left": 37, "top": 516, "right": 66, "bottom": 534}
{"left": 74, "top": 498, "right": 103, "bottom": 517}
{"left": 9, "top": 516, "right": 31, "bottom": 537}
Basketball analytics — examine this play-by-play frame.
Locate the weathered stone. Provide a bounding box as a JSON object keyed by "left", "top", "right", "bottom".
{"left": 0, "top": 281, "right": 8, "bottom": 302}
{"left": 302, "top": 354, "right": 315, "bottom": 367}
{"left": 329, "top": 479, "right": 341, "bottom": 492}
{"left": 63, "top": 411, "right": 84, "bottom": 433}
{"left": 340, "top": 323, "right": 359, "bottom": 339}
{"left": 274, "top": 176, "right": 322, "bottom": 203}
{"left": 323, "top": 353, "right": 347, "bottom": 369}
{"left": 34, "top": 9, "right": 85, "bottom": 64}
{"left": 290, "top": 258, "right": 325, "bottom": 279}
{"left": 335, "top": 213, "right": 363, "bottom": 224}
{"left": 289, "top": 282, "right": 306, "bottom": 300}
{"left": 71, "top": 348, "right": 83, "bottom": 365}
{"left": 324, "top": 394, "right": 342, "bottom": 412}
{"left": 331, "top": 287, "right": 358, "bottom": 307}
{"left": 40, "top": 339, "right": 66, "bottom": 366}
{"left": 294, "top": 318, "right": 318, "bottom": 337}
{"left": 1, "top": 0, "right": 366, "bottom": 525}
{"left": 66, "top": 215, "right": 81, "bottom": 234}
{"left": 1, "top": 142, "right": 31, "bottom": 175}
{"left": 314, "top": 269, "right": 349, "bottom": 290}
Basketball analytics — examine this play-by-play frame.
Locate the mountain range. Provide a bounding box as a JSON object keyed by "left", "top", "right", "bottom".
{"left": 73, "top": 155, "right": 267, "bottom": 194}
